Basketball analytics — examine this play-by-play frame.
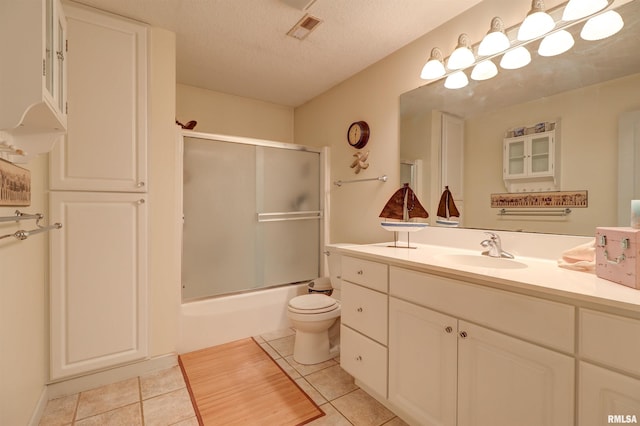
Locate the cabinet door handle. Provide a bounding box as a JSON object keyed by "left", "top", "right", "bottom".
{"left": 137, "top": 181, "right": 145, "bottom": 188}
{"left": 355, "top": 355, "right": 362, "bottom": 361}
{"left": 357, "top": 270, "right": 364, "bottom": 275}
{"left": 137, "top": 199, "right": 145, "bottom": 205}
{"left": 459, "top": 331, "right": 468, "bottom": 338}
{"left": 445, "top": 326, "right": 453, "bottom": 333}
{"left": 357, "top": 307, "right": 363, "bottom": 312}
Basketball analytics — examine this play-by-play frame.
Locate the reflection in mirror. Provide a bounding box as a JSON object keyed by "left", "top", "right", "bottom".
{"left": 400, "top": 0, "right": 640, "bottom": 236}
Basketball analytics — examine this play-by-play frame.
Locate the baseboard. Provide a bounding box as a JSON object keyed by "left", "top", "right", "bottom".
{"left": 27, "top": 387, "right": 49, "bottom": 426}
{"left": 47, "top": 353, "right": 178, "bottom": 399}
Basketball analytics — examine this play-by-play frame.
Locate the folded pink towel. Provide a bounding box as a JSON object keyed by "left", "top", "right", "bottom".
{"left": 557, "top": 239, "right": 596, "bottom": 272}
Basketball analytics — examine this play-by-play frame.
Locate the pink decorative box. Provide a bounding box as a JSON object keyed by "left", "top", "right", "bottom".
{"left": 595, "top": 227, "right": 640, "bottom": 290}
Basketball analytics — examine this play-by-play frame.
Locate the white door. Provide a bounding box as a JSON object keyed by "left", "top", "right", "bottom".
{"left": 579, "top": 362, "right": 640, "bottom": 426}
{"left": 49, "top": 191, "right": 148, "bottom": 379}
{"left": 457, "top": 321, "right": 574, "bottom": 426}
{"left": 50, "top": 4, "right": 147, "bottom": 191}
{"left": 389, "top": 298, "right": 457, "bottom": 426}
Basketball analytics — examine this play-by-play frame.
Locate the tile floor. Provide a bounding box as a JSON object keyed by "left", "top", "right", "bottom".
{"left": 40, "top": 328, "right": 408, "bottom": 426}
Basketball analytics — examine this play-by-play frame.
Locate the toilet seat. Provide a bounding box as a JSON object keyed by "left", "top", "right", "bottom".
{"left": 288, "top": 294, "right": 339, "bottom": 314}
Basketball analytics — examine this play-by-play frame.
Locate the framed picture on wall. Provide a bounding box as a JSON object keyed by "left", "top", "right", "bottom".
{"left": 0, "top": 159, "right": 31, "bottom": 206}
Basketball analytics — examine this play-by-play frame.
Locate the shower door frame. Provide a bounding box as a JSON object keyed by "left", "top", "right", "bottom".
{"left": 176, "top": 130, "right": 329, "bottom": 301}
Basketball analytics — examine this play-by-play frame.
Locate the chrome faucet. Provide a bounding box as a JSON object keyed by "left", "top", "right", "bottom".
{"left": 480, "top": 232, "right": 514, "bottom": 259}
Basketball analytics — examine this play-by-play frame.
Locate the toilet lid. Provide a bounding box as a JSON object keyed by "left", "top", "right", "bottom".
{"left": 288, "top": 294, "right": 339, "bottom": 314}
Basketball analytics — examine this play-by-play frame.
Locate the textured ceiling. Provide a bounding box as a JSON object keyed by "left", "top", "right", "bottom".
{"left": 68, "top": 0, "right": 483, "bottom": 107}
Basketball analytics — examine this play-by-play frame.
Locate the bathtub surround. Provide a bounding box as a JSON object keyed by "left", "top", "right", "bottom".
{"left": 179, "top": 338, "right": 324, "bottom": 425}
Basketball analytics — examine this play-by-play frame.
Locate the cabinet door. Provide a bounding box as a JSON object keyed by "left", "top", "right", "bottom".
{"left": 389, "top": 298, "right": 457, "bottom": 426}
{"left": 579, "top": 362, "right": 640, "bottom": 426}
{"left": 529, "top": 134, "right": 553, "bottom": 177}
{"left": 50, "top": 4, "right": 147, "bottom": 191}
{"left": 504, "top": 138, "right": 527, "bottom": 179}
{"left": 340, "top": 325, "right": 388, "bottom": 398}
{"left": 49, "top": 191, "right": 148, "bottom": 379}
{"left": 457, "top": 321, "right": 574, "bottom": 426}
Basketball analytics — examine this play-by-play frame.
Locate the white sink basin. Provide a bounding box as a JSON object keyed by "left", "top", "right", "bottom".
{"left": 437, "top": 254, "right": 528, "bottom": 269}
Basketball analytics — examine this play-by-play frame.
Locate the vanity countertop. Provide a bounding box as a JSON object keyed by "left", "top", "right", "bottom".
{"left": 330, "top": 242, "right": 640, "bottom": 313}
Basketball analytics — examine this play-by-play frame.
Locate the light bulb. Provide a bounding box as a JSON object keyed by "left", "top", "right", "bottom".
{"left": 538, "top": 30, "right": 575, "bottom": 57}
{"left": 447, "top": 34, "right": 475, "bottom": 70}
{"left": 444, "top": 71, "right": 469, "bottom": 89}
{"left": 420, "top": 48, "right": 446, "bottom": 80}
{"left": 500, "top": 46, "right": 531, "bottom": 70}
{"left": 478, "top": 17, "right": 511, "bottom": 56}
{"left": 581, "top": 10, "right": 624, "bottom": 41}
{"left": 471, "top": 60, "right": 498, "bottom": 81}
{"left": 517, "top": 0, "right": 555, "bottom": 41}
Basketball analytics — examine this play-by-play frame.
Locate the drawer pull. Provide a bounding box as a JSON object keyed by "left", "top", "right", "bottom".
{"left": 445, "top": 326, "right": 453, "bottom": 333}
{"left": 355, "top": 355, "right": 362, "bottom": 361}
{"left": 357, "top": 307, "right": 363, "bottom": 312}
{"left": 459, "top": 331, "right": 468, "bottom": 338}
{"left": 357, "top": 270, "right": 364, "bottom": 275}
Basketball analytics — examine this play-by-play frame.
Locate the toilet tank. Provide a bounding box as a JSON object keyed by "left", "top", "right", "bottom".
{"left": 325, "top": 245, "right": 347, "bottom": 299}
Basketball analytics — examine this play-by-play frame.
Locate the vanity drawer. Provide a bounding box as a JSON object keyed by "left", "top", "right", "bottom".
{"left": 341, "top": 324, "right": 388, "bottom": 398}
{"left": 342, "top": 256, "right": 388, "bottom": 292}
{"left": 579, "top": 309, "right": 640, "bottom": 376}
{"left": 390, "top": 267, "right": 575, "bottom": 353}
{"left": 341, "top": 282, "right": 388, "bottom": 345}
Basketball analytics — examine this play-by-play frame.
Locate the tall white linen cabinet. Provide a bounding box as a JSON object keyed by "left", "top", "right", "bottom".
{"left": 49, "top": 3, "right": 149, "bottom": 380}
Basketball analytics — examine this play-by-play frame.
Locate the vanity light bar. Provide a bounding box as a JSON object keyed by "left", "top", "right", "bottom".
{"left": 420, "top": 0, "right": 617, "bottom": 86}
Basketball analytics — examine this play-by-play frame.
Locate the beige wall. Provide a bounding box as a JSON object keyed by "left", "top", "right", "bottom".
{"left": 294, "top": 0, "right": 566, "bottom": 244}
{"left": 464, "top": 73, "right": 640, "bottom": 235}
{"left": 176, "top": 84, "right": 294, "bottom": 143}
{"left": 0, "top": 154, "right": 49, "bottom": 425}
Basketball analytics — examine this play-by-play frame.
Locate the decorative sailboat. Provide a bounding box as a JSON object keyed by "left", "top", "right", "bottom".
{"left": 380, "top": 183, "right": 429, "bottom": 247}
{"left": 436, "top": 186, "right": 460, "bottom": 227}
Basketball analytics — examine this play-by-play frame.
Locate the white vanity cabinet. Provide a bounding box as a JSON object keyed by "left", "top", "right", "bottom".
{"left": 578, "top": 309, "right": 640, "bottom": 426}
{"left": 0, "top": 0, "right": 67, "bottom": 161}
{"left": 503, "top": 130, "right": 558, "bottom": 191}
{"left": 340, "top": 256, "right": 389, "bottom": 398}
{"left": 50, "top": 3, "right": 148, "bottom": 192}
{"left": 388, "top": 268, "right": 574, "bottom": 426}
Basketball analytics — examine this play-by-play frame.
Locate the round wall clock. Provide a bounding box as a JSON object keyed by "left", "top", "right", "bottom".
{"left": 347, "top": 121, "right": 370, "bottom": 149}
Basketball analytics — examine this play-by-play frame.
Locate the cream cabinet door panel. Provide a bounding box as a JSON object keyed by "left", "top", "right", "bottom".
{"left": 579, "top": 362, "right": 640, "bottom": 426}
{"left": 50, "top": 4, "right": 147, "bottom": 191}
{"left": 389, "top": 298, "right": 457, "bottom": 426}
{"left": 50, "top": 191, "right": 148, "bottom": 379}
{"left": 340, "top": 325, "right": 387, "bottom": 398}
{"left": 341, "top": 282, "right": 388, "bottom": 345}
{"left": 457, "top": 321, "right": 574, "bottom": 426}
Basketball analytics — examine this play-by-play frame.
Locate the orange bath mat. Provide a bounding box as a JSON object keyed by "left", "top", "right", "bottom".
{"left": 179, "top": 338, "right": 324, "bottom": 425}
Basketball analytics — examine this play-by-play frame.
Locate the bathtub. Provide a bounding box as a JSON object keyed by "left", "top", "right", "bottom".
{"left": 178, "top": 283, "right": 308, "bottom": 353}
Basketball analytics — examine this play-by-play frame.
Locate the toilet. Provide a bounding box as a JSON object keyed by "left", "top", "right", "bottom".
{"left": 287, "top": 249, "right": 343, "bottom": 365}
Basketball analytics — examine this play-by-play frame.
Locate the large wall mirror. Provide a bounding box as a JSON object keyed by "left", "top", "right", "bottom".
{"left": 400, "top": 0, "right": 640, "bottom": 236}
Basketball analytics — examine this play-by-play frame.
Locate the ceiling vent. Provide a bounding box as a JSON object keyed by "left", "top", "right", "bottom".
{"left": 287, "top": 14, "right": 323, "bottom": 40}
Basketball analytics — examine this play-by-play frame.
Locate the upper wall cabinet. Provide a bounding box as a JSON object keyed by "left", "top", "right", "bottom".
{"left": 0, "top": 0, "right": 67, "bottom": 163}
{"left": 503, "top": 127, "right": 560, "bottom": 192}
{"left": 50, "top": 3, "right": 148, "bottom": 192}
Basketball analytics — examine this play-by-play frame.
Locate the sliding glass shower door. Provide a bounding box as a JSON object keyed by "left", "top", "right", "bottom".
{"left": 182, "top": 135, "right": 322, "bottom": 301}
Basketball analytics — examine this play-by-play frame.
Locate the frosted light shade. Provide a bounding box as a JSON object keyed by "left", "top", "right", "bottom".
{"left": 471, "top": 60, "right": 498, "bottom": 81}
{"left": 444, "top": 71, "right": 469, "bottom": 89}
{"left": 581, "top": 11, "right": 624, "bottom": 41}
{"left": 517, "top": 11, "right": 555, "bottom": 40}
{"left": 447, "top": 46, "right": 475, "bottom": 70}
{"left": 421, "top": 59, "right": 446, "bottom": 80}
{"left": 500, "top": 46, "right": 532, "bottom": 69}
{"left": 538, "top": 30, "right": 575, "bottom": 56}
{"left": 478, "top": 31, "right": 511, "bottom": 56}
{"left": 562, "top": 0, "right": 608, "bottom": 21}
